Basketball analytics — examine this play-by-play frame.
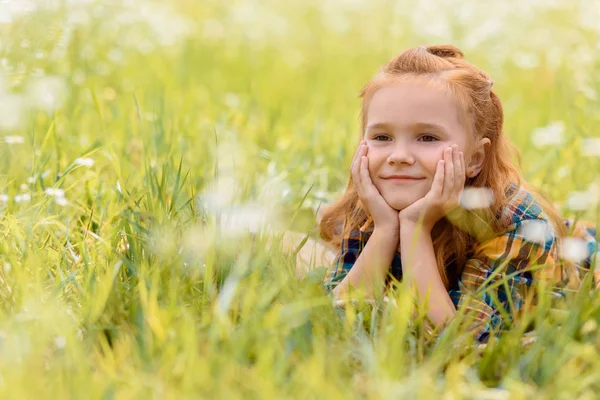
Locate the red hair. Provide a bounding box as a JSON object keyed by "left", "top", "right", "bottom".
{"left": 320, "top": 45, "right": 565, "bottom": 288}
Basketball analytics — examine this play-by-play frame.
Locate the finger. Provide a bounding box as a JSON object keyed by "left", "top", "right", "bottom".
{"left": 350, "top": 141, "right": 367, "bottom": 171}
{"left": 351, "top": 143, "right": 367, "bottom": 178}
{"left": 351, "top": 143, "right": 366, "bottom": 173}
{"left": 453, "top": 146, "right": 462, "bottom": 187}
{"left": 431, "top": 160, "right": 445, "bottom": 197}
{"left": 351, "top": 147, "right": 366, "bottom": 195}
{"left": 351, "top": 162, "right": 363, "bottom": 199}
{"left": 459, "top": 151, "right": 466, "bottom": 182}
{"left": 359, "top": 156, "right": 373, "bottom": 189}
{"left": 458, "top": 151, "right": 467, "bottom": 187}
{"left": 443, "top": 147, "right": 454, "bottom": 196}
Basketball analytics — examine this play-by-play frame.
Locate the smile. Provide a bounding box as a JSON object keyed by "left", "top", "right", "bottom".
{"left": 383, "top": 177, "right": 425, "bottom": 184}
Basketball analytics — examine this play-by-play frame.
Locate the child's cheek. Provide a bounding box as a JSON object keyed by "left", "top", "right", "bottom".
{"left": 437, "top": 147, "right": 446, "bottom": 160}
{"left": 365, "top": 151, "right": 380, "bottom": 181}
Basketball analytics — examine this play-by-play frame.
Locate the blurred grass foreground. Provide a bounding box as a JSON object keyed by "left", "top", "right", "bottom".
{"left": 0, "top": 0, "right": 600, "bottom": 398}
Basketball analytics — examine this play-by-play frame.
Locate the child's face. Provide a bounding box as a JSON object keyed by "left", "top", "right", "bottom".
{"left": 364, "top": 80, "right": 472, "bottom": 211}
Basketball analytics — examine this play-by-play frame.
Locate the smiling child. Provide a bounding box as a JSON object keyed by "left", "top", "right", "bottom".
{"left": 319, "top": 45, "right": 597, "bottom": 341}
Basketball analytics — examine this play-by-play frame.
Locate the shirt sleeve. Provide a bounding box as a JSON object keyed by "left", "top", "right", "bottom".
{"left": 450, "top": 218, "right": 560, "bottom": 342}
{"left": 323, "top": 229, "right": 368, "bottom": 292}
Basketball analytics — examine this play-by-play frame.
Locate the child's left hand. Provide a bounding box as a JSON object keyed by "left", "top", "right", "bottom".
{"left": 398, "top": 145, "right": 465, "bottom": 231}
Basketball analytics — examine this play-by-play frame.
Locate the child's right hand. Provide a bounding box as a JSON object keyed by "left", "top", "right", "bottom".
{"left": 351, "top": 140, "right": 399, "bottom": 233}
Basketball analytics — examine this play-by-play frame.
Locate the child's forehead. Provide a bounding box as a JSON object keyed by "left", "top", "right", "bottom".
{"left": 367, "top": 81, "right": 459, "bottom": 120}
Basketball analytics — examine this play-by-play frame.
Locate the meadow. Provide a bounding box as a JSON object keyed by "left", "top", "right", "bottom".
{"left": 0, "top": 0, "right": 599, "bottom": 398}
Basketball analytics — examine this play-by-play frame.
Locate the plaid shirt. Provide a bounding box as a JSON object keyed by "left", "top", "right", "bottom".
{"left": 324, "top": 185, "right": 598, "bottom": 342}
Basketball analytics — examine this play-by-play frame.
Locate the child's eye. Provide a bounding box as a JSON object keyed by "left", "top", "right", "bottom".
{"left": 418, "top": 134, "right": 438, "bottom": 142}
{"left": 373, "top": 134, "right": 392, "bottom": 141}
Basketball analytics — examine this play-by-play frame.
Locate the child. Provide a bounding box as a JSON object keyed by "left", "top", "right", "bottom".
{"left": 319, "top": 44, "right": 597, "bottom": 342}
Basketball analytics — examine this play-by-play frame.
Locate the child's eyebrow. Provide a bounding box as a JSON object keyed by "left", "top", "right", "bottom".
{"left": 366, "top": 121, "right": 447, "bottom": 134}
{"left": 410, "top": 122, "right": 448, "bottom": 134}
{"left": 366, "top": 122, "right": 394, "bottom": 132}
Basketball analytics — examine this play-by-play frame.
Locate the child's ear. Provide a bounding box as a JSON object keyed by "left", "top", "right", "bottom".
{"left": 466, "top": 138, "right": 491, "bottom": 178}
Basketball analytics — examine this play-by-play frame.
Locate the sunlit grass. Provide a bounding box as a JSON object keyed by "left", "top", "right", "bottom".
{"left": 0, "top": 0, "right": 599, "bottom": 397}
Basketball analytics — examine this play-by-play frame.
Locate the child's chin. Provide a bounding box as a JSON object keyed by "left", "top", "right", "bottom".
{"left": 385, "top": 197, "right": 419, "bottom": 211}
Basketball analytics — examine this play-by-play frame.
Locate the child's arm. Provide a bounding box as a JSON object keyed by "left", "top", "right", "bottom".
{"left": 331, "top": 140, "right": 400, "bottom": 299}
{"left": 398, "top": 146, "right": 465, "bottom": 326}
{"left": 400, "top": 222, "right": 456, "bottom": 325}
{"left": 332, "top": 227, "right": 398, "bottom": 299}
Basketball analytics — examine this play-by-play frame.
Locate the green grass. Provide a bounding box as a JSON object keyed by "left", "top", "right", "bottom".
{"left": 0, "top": 0, "right": 599, "bottom": 398}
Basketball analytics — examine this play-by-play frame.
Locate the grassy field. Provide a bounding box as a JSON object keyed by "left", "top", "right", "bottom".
{"left": 0, "top": 0, "right": 599, "bottom": 398}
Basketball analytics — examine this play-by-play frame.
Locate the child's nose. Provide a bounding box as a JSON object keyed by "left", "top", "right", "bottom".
{"left": 386, "top": 143, "right": 415, "bottom": 165}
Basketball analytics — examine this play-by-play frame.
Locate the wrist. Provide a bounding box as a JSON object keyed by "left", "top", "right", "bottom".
{"left": 372, "top": 225, "right": 400, "bottom": 246}
{"left": 399, "top": 219, "right": 434, "bottom": 235}
{"left": 373, "top": 222, "right": 400, "bottom": 236}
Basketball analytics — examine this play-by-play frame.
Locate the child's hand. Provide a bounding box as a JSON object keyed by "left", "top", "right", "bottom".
{"left": 351, "top": 140, "right": 399, "bottom": 233}
{"left": 398, "top": 145, "right": 465, "bottom": 231}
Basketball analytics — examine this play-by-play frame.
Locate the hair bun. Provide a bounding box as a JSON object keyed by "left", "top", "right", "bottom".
{"left": 424, "top": 45, "right": 464, "bottom": 59}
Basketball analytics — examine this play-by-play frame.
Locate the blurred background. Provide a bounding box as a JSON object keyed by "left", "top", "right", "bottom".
{"left": 0, "top": 0, "right": 599, "bottom": 396}
{"left": 1, "top": 0, "right": 599, "bottom": 229}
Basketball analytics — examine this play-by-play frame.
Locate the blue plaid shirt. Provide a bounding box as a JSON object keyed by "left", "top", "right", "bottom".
{"left": 325, "top": 185, "right": 597, "bottom": 342}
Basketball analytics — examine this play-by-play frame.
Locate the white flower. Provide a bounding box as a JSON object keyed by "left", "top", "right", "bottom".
{"left": 0, "top": 95, "right": 25, "bottom": 130}
{"left": 520, "top": 219, "right": 553, "bottom": 244}
{"left": 531, "top": 121, "right": 564, "bottom": 147}
{"left": 54, "top": 336, "right": 66, "bottom": 349}
{"left": 0, "top": 194, "right": 8, "bottom": 203}
{"left": 565, "top": 191, "right": 592, "bottom": 211}
{"left": 460, "top": 187, "right": 494, "bottom": 209}
{"left": 224, "top": 93, "right": 240, "bottom": 109}
{"left": 74, "top": 157, "right": 95, "bottom": 167}
{"left": 513, "top": 52, "right": 540, "bottom": 69}
{"left": 26, "top": 76, "right": 67, "bottom": 112}
{"left": 182, "top": 226, "right": 211, "bottom": 261}
{"left": 215, "top": 276, "right": 240, "bottom": 316}
{"left": 55, "top": 197, "right": 69, "bottom": 207}
{"left": 561, "top": 237, "right": 590, "bottom": 263}
{"left": 14, "top": 193, "right": 31, "bottom": 203}
{"left": 45, "top": 186, "right": 68, "bottom": 206}
{"left": 565, "top": 183, "right": 600, "bottom": 210}
{"left": 581, "top": 138, "right": 600, "bottom": 157}
{"left": 3, "top": 136, "right": 24, "bottom": 144}
{"left": 45, "top": 188, "right": 65, "bottom": 198}
{"left": 203, "top": 176, "right": 236, "bottom": 213}
{"left": 472, "top": 388, "right": 510, "bottom": 400}
{"left": 580, "top": 86, "right": 597, "bottom": 101}
{"left": 219, "top": 204, "right": 270, "bottom": 236}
